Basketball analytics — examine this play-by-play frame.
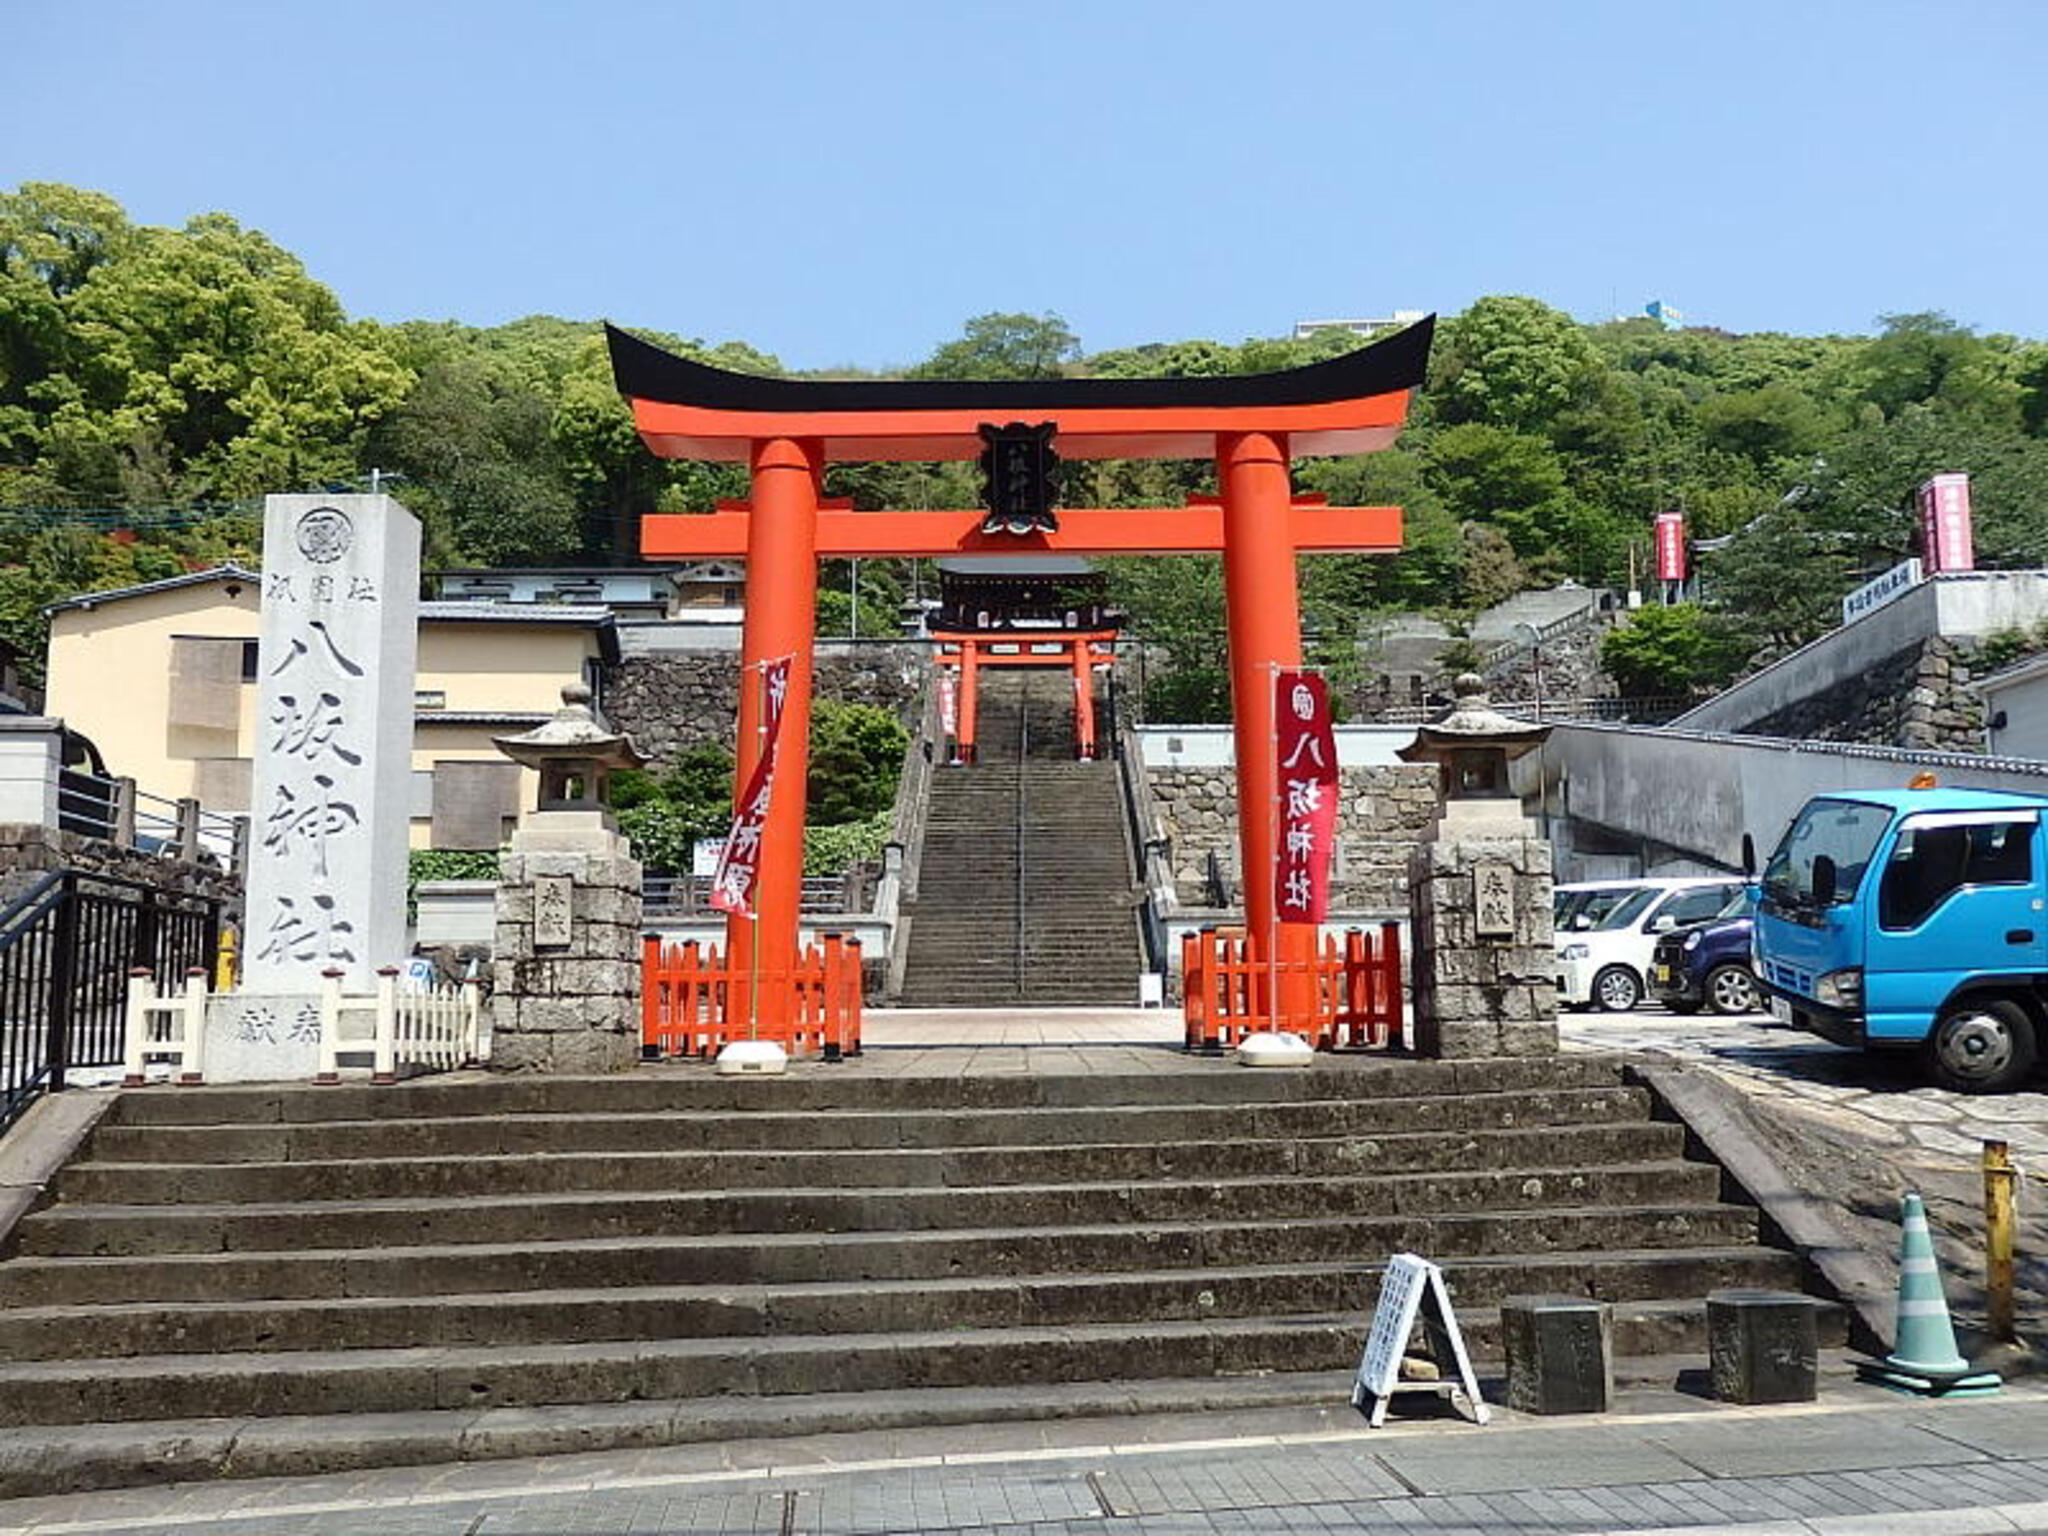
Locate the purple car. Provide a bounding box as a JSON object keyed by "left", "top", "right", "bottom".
{"left": 1649, "top": 911, "right": 1761, "bottom": 1015}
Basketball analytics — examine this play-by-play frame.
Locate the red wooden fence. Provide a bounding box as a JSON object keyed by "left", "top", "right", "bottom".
{"left": 642, "top": 933, "right": 863, "bottom": 1059}
{"left": 1181, "top": 923, "right": 1402, "bottom": 1052}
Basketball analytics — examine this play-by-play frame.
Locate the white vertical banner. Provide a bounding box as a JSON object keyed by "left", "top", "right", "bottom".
{"left": 242, "top": 495, "right": 421, "bottom": 993}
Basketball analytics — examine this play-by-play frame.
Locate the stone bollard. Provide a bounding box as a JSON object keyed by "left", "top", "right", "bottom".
{"left": 1708, "top": 1289, "right": 1819, "bottom": 1404}
{"left": 1502, "top": 1295, "right": 1612, "bottom": 1415}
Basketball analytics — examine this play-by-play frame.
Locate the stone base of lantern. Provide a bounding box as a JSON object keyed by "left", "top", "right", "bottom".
{"left": 1407, "top": 822, "right": 1558, "bottom": 1060}
{"left": 489, "top": 816, "right": 643, "bottom": 1073}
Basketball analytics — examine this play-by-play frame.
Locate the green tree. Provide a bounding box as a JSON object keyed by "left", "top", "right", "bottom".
{"left": 1102, "top": 555, "right": 1230, "bottom": 722}
{"left": 909, "top": 312, "right": 1079, "bottom": 380}
{"left": 807, "top": 700, "right": 908, "bottom": 824}
{"left": 1423, "top": 422, "right": 1571, "bottom": 556}
{"left": 1600, "top": 603, "right": 1748, "bottom": 697}
{"left": 614, "top": 744, "right": 734, "bottom": 874}
{"left": 1855, "top": 312, "right": 2022, "bottom": 428}
{"left": 1432, "top": 295, "right": 1601, "bottom": 434}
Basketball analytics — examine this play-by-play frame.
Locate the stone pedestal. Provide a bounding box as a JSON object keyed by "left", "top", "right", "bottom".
{"left": 1708, "top": 1289, "right": 1819, "bottom": 1404}
{"left": 1407, "top": 800, "right": 1558, "bottom": 1058}
{"left": 490, "top": 813, "right": 642, "bottom": 1073}
{"left": 1503, "top": 1294, "right": 1612, "bottom": 1415}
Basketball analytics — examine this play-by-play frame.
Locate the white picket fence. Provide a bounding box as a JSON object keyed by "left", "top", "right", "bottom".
{"left": 317, "top": 966, "right": 486, "bottom": 1082}
{"left": 122, "top": 964, "right": 485, "bottom": 1086}
{"left": 122, "top": 968, "right": 210, "bottom": 1085}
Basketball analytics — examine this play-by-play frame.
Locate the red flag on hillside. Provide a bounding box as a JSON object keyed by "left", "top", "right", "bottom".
{"left": 709, "top": 656, "right": 793, "bottom": 917}
{"left": 1274, "top": 670, "right": 1339, "bottom": 924}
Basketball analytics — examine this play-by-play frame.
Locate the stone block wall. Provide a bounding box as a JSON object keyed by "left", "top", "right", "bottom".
{"left": 490, "top": 847, "right": 643, "bottom": 1073}
{"left": 1147, "top": 764, "right": 1439, "bottom": 910}
{"left": 603, "top": 647, "right": 925, "bottom": 772}
{"left": 1744, "top": 636, "right": 1985, "bottom": 753}
{"left": 0, "top": 823, "right": 243, "bottom": 913}
{"left": 1407, "top": 831, "right": 1557, "bottom": 1058}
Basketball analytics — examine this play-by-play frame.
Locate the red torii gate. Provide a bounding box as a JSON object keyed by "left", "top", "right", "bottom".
{"left": 610, "top": 319, "right": 1431, "bottom": 1042}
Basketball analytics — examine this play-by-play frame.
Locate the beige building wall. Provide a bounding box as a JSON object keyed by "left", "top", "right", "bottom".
{"left": 46, "top": 576, "right": 263, "bottom": 807}
{"left": 47, "top": 578, "right": 606, "bottom": 851}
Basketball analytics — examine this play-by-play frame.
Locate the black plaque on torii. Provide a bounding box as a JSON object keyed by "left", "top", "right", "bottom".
{"left": 977, "top": 421, "right": 1061, "bottom": 537}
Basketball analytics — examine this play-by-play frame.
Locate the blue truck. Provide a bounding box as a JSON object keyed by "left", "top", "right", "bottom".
{"left": 1750, "top": 783, "right": 2048, "bottom": 1092}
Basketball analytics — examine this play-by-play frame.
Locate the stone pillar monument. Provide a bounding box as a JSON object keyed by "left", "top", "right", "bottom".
{"left": 490, "top": 685, "right": 645, "bottom": 1072}
{"left": 218, "top": 495, "right": 419, "bottom": 1081}
{"left": 1397, "top": 676, "right": 1557, "bottom": 1058}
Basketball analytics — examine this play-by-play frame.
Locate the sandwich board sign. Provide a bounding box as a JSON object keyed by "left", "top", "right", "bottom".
{"left": 1352, "top": 1252, "right": 1490, "bottom": 1427}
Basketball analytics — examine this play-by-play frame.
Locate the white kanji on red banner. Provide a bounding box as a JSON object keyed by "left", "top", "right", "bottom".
{"left": 1274, "top": 670, "right": 1338, "bottom": 924}
{"left": 709, "top": 656, "right": 793, "bottom": 917}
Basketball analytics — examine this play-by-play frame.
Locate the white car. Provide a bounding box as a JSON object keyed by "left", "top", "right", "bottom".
{"left": 1555, "top": 876, "right": 1747, "bottom": 1012}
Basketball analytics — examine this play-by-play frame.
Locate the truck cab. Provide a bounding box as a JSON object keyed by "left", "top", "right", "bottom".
{"left": 1753, "top": 786, "right": 2048, "bottom": 1092}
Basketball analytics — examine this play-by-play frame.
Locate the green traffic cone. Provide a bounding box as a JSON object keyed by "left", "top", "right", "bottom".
{"left": 1857, "top": 1192, "right": 2001, "bottom": 1397}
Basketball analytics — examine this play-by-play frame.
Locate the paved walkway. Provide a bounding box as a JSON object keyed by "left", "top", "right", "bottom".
{"left": 1555, "top": 1008, "right": 2048, "bottom": 1163}
{"left": 3, "top": 1376, "right": 2045, "bottom": 1534}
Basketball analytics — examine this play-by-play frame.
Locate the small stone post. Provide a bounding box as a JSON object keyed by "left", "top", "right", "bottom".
{"left": 489, "top": 686, "right": 645, "bottom": 1072}
{"left": 1397, "top": 676, "right": 1558, "bottom": 1058}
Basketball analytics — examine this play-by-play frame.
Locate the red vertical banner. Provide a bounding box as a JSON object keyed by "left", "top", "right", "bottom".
{"left": 937, "top": 668, "right": 958, "bottom": 736}
{"left": 1274, "top": 670, "right": 1339, "bottom": 923}
{"left": 1654, "top": 512, "right": 1687, "bottom": 581}
{"left": 1918, "top": 473, "right": 1974, "bottom": 573}
{"left": 709, "top": 656, "right": 793, "bottom": 917}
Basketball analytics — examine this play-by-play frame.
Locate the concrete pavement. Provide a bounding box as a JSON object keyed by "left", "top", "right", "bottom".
{"left": 1, "top": 1371, "right": 2044, "bottom": 1534}
{"left": 1555, "top": 1008, "right": 2048, "bottom": 1163}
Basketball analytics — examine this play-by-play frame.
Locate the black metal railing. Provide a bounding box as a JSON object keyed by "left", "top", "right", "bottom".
{"left": 0, "top": 871, "right": 222, "bottom": 1136}
{"left": 642, "top": 873, "right": 861, "bottom": 917}
{"left": 53, "top": 768, "right": 248, "bottom": 871}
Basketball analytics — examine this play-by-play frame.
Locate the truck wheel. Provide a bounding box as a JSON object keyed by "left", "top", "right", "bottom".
{"left": 1592, "top": 966, "right": 1641, "bottom": 1012}
{"left": 1707, "top": 964, "right": 1761, "bottom": 1016}
{"left": 1924, "top": 999, "right": 2038, "bottom": 1093}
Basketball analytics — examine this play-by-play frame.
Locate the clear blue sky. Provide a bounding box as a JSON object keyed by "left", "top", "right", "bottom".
{"left": 7, "top": 0, "right": 2043, "bottom": 370}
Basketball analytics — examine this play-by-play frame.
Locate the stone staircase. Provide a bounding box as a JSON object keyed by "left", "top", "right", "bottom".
{"left": 0, "top": 1057, "right": 1840, "bottom": 1495}
{"left": 898, "top": 669, "right": 1142, "bottom": 1006}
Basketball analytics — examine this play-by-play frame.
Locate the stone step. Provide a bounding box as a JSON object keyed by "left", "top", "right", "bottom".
{"left": 0, "top": 1249, "right": 1802, "bottom": 1362}
{"left": 99, "top": 1058, "right": 1631, "bottom": 1125}
{"left": 0, "top": 1331, "right": 1868, "bottom": 1502}
{"left": 17, "top": 1161, "right": 1721, "bottom": 1257}
{"left": 55, "top": 1123, "right": 1688, "bottom": 1205}
{"left": 0, "top": 1298, "right": 1835, "bottom": 1429}
{"left": 79, "top": 1086, "right": 1657, "bottom": 1163}
{"left": 0, "top": 1203, "right": 1758, "bottom": 1305}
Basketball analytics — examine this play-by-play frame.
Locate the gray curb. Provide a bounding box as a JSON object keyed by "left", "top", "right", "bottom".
{"left": 0, "top": 1091, "right": 114, "bottom": 1256}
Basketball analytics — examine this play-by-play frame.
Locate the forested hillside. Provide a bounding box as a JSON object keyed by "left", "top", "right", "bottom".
{"left": 6, "top": 181, "right": 2048, "bottom": 692}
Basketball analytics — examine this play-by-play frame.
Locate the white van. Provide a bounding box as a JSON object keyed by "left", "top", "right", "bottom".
{"left": 1555, "top": 876, "right": 1747, "bottom": 1011}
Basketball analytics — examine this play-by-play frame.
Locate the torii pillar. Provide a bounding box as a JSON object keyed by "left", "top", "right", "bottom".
{"left": 729, "top": 436, "right": 822, "bottom": 1013}
{"left": 1219, "top": 430, "right": 1318, "bottom": 1017}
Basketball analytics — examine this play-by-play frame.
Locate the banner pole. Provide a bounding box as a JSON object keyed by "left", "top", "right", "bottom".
{"left": 1268, "top": 660, "right": 1280, "bottom": 1035}
{"left": 749, "top": 657, "right": 766, "bottom": 1040}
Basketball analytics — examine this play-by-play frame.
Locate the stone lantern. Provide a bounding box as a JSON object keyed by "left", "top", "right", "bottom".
{"left": 486, "top": 683, "right": 646, "bottom": 1073}
{"left": 1396, "top": 675, "right": 1557, "bottom": 1058}
{"left": 491, "top": 683, "right": 644, "bottom": 832}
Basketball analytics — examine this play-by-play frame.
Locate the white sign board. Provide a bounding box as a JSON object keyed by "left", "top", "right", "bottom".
{"left": 693, "top": 838, "right": 725, "bottom": 878}
{"left": 1841, "top": 558, "right": 1923, "bottom": 626}
{"left": 1352, "top": 1252, "right": 1491, "bottom": 1427}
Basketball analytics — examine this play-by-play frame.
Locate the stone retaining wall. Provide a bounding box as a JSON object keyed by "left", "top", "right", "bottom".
{"left": 603, "top": 647, "right": 925, "bottom": 772}
{"left": 0, "top": 824, "right": 242, "bottom": 913}
{"left": 1744, "top": 636, "right": 1985, "bottom": 753}
{"left": 1146, "top": 764, "right": 1439, "bottom": 911}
